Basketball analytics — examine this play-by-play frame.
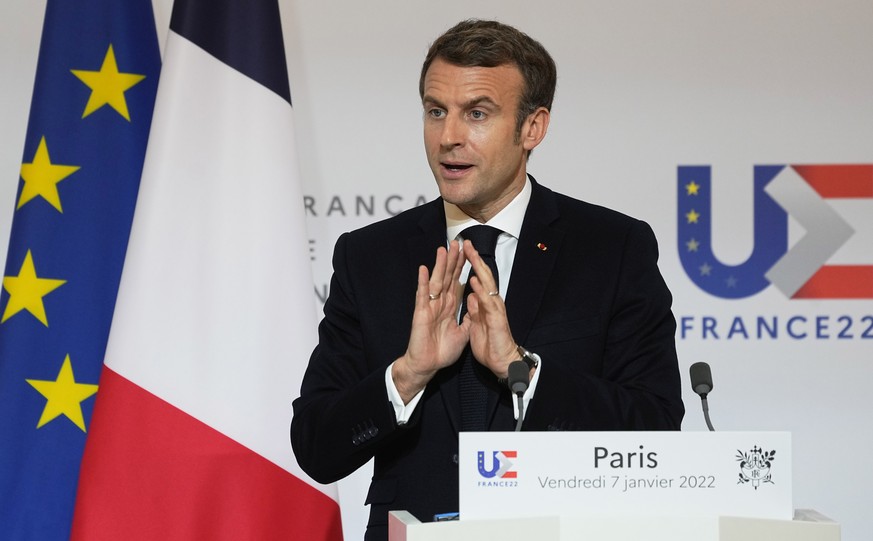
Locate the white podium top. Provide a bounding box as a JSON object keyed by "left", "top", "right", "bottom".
{"left": 388, "top": 509, "right": 840, "bottom": 541}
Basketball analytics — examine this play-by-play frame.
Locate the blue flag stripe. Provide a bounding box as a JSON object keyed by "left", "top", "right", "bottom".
{"left": 170, "top": 0, "right": 292, "bottom": 104}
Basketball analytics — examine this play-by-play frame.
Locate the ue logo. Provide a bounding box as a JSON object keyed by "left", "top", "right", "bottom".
{"left": 677, "top": 164, "right": 873, "bottom": 299}
{"left": 477, "top": 450, "right": 517, "bottom": 479}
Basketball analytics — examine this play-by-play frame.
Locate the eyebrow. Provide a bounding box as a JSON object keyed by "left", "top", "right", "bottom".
{"left": 464, "top": 96, "right": 499, "bottom": 109}
{"left": 422, "top": 95, "right": 500, "bottom": 110}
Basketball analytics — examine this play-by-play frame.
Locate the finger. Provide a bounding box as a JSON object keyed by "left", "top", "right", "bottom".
{"left": 468, "top": 273, "right": 501, "bottom": 305}
{"left": 452, "top": 275, "right": 466, "bottom": 312}
{"left": 466, "top": 289, "right": 480, "bottom": 319}
{"left": 462, "top": 240, "right": 497, "bottom": 293}
{"left": 429, "top": 246, "right": 447, "bottom": 294}
{"left": 461, "top": 238, "right": 478, "bottom": 260}
{"left": 451, "top": 240, "right": 466, "bottom": 286}
{"left": 468, "top": 278, "right": 507, "bottom": 336}
{"left": 442, "top": 241, "right": 460, "bottom": 295}
{"left": 413, "top": 264, "right": 434, "bottom": 315}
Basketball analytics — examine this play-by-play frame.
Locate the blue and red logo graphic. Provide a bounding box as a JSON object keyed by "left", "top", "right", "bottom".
{"left": 477, "top": 450, "right": 517, "bottom": 479}
{"left": 678, "top": 164, "right": 873, "bottom": 299}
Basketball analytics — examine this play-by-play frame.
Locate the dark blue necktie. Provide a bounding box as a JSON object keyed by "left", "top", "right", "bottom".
{"left": 459, "top": 225, "right": 502, "bottom": 431}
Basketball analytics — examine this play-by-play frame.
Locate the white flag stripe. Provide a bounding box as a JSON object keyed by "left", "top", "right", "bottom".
{"left": 105, "top": 31, "right": 326, "bottom": 496}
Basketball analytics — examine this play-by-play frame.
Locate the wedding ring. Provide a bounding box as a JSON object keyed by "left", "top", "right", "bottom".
{"left": 487, "top": 291, "right": 500, "bottom": 296}
{"left": 428, "top": 293, "right": 441, "bottom": 300}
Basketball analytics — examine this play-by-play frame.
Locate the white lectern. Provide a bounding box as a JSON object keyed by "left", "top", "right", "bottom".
{"left": 388, "top": 432, "right": 840, "bottom": 540}
{"left": 388, "top": 509, "right": 840, "bottom": 541}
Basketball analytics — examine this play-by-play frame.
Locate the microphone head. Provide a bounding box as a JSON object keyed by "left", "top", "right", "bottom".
{"left": 689, "top": 362, "right": 713, "bottom": 398}
{"left": 507, "top": 360, "right": 530, "bottom": 395}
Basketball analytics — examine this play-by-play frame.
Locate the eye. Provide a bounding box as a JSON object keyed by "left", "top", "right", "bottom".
{"left": 427, "top": 108, "right": 446, "bottom": 119}
{"left": 468, "top": 110, "right": 486, "bottom": 120}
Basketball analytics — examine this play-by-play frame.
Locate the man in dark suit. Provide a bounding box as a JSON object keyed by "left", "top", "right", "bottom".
{"left": 291, "top": 19, "right": 684, "bottom": 540}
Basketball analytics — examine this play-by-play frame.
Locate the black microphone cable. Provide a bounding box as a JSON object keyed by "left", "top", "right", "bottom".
{"left": 507, "top": 360, "right": 530, "bottom": 432}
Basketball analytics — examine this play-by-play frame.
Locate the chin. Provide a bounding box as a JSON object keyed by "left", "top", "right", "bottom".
{"left": 436, "top": 184, "right": 473, "bottom": 206}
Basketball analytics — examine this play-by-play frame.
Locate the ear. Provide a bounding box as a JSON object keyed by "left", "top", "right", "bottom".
{"left": 520, "top": 107, "right": 550, "bottom": 152}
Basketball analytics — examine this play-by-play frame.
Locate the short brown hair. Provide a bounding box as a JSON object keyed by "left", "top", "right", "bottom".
{"left": 419, "top": 19, "right": 557, "bottom": 134}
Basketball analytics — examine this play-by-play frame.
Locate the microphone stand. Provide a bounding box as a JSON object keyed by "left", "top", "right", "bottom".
{"left": 700, "top": 394, "right": 714, "bottom": 432}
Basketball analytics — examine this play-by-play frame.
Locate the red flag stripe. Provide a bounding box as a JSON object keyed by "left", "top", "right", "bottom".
{"left": 71, "top": 367, "right": 342, "bottom": 541}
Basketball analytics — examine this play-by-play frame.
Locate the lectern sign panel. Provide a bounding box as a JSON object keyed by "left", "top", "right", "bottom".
{"left": 459, "top": 432, "right": 791, "bottom": 521}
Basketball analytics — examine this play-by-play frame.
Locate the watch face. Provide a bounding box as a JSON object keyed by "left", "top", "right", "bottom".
{"left": 517, "top": 347, "right": 537, "bottom": 370}
{"left": 515, "top": 345, "right": 537, "bottom": 371}
{"left": 522, "top": 356, "right": 536, "bottom": 370}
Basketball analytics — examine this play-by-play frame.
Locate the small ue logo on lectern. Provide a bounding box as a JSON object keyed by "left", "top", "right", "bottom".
{"left": 477, "top": 450, "right": 517, "bottom": 479}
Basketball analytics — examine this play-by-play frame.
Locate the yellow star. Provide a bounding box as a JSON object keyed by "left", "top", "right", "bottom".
{"left": 686, "top": 209, "right": 701, "bottom": 224}
{"left": 71, "top": 44, "right": 146, "bottom": 121}
{"left": 2, "top": 250, "right": 66, "bottom": 326}
{"left": 686, "top": 238, "right": 700, "bottom": 252}
{"left": 26, "top": 355, "right": 98, "bottom": 432}
{"left": 18, "top": 136, "right": 80, "bottom": 212}
{"left": 686, "top": 181, "right": 700, "bottom": 196}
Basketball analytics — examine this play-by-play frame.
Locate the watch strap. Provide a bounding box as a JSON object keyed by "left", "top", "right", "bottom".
{"left": 516, "top": 345, "right": 538, "bottom": 371}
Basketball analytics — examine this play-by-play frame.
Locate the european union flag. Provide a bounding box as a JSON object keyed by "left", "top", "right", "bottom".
{"left": 0, "top": 1, "right": 160, "bottom": 538}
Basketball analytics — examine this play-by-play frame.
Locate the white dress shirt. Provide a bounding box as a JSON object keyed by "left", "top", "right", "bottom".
{"left": 386, "top": 178, "right": 541, "bottom": 424}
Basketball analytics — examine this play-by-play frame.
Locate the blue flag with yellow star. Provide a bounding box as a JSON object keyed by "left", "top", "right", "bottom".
{"left": 0, "top": 0, "right": 160, "bottom": 538}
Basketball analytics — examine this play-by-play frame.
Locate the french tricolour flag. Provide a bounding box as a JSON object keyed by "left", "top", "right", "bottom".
{"left": 70, "top": 0, "right": 343, "bottom": 539}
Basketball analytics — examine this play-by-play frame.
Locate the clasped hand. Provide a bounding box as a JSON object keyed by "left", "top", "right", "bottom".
{"left": 392, "top": 240, "right": 517, "bottom": 403}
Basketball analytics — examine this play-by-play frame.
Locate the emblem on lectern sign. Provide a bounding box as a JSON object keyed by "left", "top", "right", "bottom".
{"left": 736, "top": 446, "right": 776, "bottom": 489}
{"left": 477, "top": 450, "right": 517, "bottom": 479}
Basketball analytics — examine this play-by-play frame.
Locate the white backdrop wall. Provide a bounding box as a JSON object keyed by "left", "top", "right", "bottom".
{"left": 1, "top": 1, "right": 871, "bottom": 540}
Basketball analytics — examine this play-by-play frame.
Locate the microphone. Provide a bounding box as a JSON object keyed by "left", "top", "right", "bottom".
{"left": 507, "top": 360, "right": 530, "bottom": 432}
{"left": 507, "top": 360, "right": 530, "bottom": 395}
{"left": 689, "top": 362, "right": 715, "bottom": 431}
{"left": 690, "top": 362, "right": 713, "bottom": 397}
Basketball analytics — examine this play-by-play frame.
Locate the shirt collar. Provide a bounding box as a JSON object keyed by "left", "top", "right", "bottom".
{"left": 444, "top": 177, "right": 531, "bottom": 241}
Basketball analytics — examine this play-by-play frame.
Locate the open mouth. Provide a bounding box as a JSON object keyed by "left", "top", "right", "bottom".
{"left": 442, "top": 162, "right": 472, "bottom": 172}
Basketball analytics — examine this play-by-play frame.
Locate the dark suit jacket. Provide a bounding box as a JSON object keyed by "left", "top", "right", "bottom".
{"left": 291, "top": 178, "right": 684, "bottom": 540}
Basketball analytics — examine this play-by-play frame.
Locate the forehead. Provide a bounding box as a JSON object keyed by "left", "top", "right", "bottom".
{"left": 422, "top": 58, "right": 523, "bottom": 105}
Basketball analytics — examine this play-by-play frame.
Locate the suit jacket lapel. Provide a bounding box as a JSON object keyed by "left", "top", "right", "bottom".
{"left": 406, "top": 198, "right": 447, "bottom": 274}
{"left": 485, "top": 179, "right": 563, "bottom": 428}
{"left": 504, "top": 179, "right": 563, "bottom": 343}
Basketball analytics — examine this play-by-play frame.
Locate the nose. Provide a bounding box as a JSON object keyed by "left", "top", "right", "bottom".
{"left": 440, "top": 113, "right": 465, "bottom": 149}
